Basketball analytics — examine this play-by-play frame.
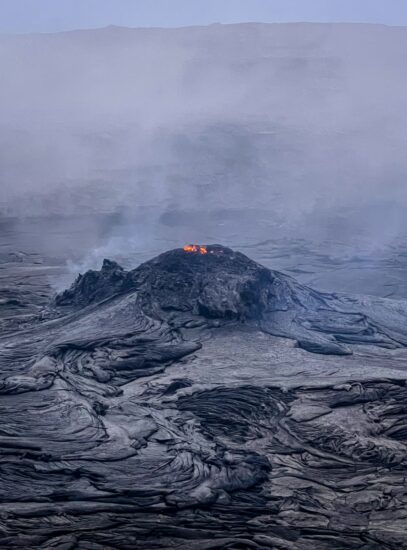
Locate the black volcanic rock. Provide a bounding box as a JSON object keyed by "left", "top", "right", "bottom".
{"left": 4, "top": 245, "right": 407, "bottom": 548}
{"left": 130, "top": 244, "right": 274, "bottom": 319}
{"left": 55, "top": 258, "right": 130, "bottom": 307}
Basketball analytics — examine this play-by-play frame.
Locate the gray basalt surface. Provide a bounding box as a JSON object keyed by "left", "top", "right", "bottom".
{"left": 2, "top": 245, "right": 407, "bottom": 548}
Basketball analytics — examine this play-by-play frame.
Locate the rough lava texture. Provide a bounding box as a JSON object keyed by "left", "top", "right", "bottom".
{"left": 2, "top": 245, "right": 407, "bottom": 548}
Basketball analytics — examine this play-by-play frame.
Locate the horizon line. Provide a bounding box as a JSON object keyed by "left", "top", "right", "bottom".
{"left": 1, "top": 20, "right": 407, "bottom": 37}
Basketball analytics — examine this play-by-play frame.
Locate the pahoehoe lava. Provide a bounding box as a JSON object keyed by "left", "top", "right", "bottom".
{"left": 2, "top": 245, "right": 407, "bottom": 548}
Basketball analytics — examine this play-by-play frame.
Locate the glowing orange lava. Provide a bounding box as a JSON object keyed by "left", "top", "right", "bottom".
{"left": 183, "top": 244, "right": 207, "bottom": 255}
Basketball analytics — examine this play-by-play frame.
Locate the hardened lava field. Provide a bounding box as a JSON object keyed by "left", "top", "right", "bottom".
{"left": 2, "top": 245, "right": 407, "bottom": 549}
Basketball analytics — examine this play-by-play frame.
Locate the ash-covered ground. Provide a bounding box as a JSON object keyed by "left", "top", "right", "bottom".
{"left": 2, "top": 226, "right": 407, "bottom": 549}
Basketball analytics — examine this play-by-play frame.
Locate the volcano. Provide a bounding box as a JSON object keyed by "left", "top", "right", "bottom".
{"left": 55, "top": 244, "right": 407, "bottom": 357}
{"left": 2, "top": 245, "right": 407, "bottom": 548}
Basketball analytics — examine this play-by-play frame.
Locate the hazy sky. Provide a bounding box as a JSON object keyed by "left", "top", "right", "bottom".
{"left": 0, "top": 0, "right": 406, "bottom": 33}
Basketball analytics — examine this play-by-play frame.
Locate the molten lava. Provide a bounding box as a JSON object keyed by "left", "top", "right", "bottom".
{"left": 183, "top": 244, "right": 207, "bottom": 255}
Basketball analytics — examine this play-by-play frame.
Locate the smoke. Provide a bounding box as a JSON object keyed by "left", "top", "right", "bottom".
{"left": 1, "top": 22, "right": 407, "bottom": 258}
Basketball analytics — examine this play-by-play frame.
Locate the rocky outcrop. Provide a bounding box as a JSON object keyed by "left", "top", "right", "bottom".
{"left": 55, "top": 258, "right": 130, "bottom": 307}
